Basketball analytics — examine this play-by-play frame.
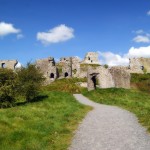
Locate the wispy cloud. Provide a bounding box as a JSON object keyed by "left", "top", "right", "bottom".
{"left": 132, "top": 29, "right": 150, "bottom": 43}
{"left": 133, "top": 35, "right": 150, "bottom": 43}
{"left": 17, "top": 34, "right": 24, "bottom": 39}
{"left": 37, "top": 24, "right": 74, "bottom": 45}
{"left": 0, "top": 22, "right": 21, "bottom": 37}
{"left": 135, "top": 29, "right": 144, "bottom": 34}
{"left": 147, "top": 10, "right": 150, "bottom": 16}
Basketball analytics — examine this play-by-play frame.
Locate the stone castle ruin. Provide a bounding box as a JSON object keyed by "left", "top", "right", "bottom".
{"left": 0, "top": 60, "right": 18, "bottom": 70}
{"left": 129, "top": 58, "right": 150, "bottom": 73}
{"left": 81, "top": 52, "right": 99, "bottom": 64}
{"left": 87, "top": 66, "right": 130, "bottom": 91}
{"left": 36, "top": 57, "right": 58, "bottom": 84}
{"left": 1, "top": 52, "right": 150, "bottom": 91}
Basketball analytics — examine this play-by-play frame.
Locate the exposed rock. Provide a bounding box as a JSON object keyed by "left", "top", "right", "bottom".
{"left": 76, "top": 82, "right": 87, "bottom": 88}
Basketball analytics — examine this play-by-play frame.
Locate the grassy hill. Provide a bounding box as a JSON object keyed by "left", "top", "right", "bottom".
{"left": 0, "top": 91, "right": 91, "bottom": 150}
{"left": 0, "top": 74, "right": 150, "bottom": 149}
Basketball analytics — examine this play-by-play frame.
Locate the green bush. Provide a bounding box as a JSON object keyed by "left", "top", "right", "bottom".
{"left": 0, "top": 69, "right": 17, "bottom": 108}
{"left": 16, "top": 63, "right": 45, "bottom": 102}
{"left": 131, "top": 73, "right": 150, "bottom": 93}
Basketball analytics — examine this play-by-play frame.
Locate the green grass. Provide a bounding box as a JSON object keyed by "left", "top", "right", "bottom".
{"left": 44, "top": 78, "right": 87, "bottom": 94}
{"left": 131, "top": 73, "right": 150, "bottom": 93}
{"left": 80, "top": 64, "right": 100, "bottom": 72}
{"left": 0, "top": 91, "right": 91, "bottom": 150}
{"left": 82, "top": 88, "right": 150, "bottom": 132}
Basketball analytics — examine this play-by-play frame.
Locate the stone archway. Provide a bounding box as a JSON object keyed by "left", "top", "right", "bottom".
{"left": 91, "top": 75, "right": 96, "bottom": 89}
{"left": 87, "top": 73, "right": 99, "bottom": 91}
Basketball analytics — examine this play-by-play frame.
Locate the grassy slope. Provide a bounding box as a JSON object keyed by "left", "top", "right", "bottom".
{"left": 131, "top": 73, "right": 150, "bottom": 94}
{"left": 82, "top": 88, "right": 150, "bottom": 132}
{"left": 44, "top": 78, "right": 87, "bottom": 94}
{"left": 0, "top": 91, "right": 90, "bottom": 150}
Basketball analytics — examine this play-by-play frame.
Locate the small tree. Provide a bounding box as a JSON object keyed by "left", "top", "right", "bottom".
{"left": 17, "top": 63, "right": 45, "bottom": 102}
{"left": 0, "top": 68, "right": 17, "bottom": 108}
{"left": 104, "top": 64, "right": 108, "bottom": 69}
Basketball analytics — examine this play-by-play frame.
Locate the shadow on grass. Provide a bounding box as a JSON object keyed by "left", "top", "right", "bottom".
{"left": 16, "top": 94, "right": 49, "bottom": 106}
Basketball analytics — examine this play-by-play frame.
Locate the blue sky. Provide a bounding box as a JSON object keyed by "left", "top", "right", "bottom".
{"left": 1, "top": 0, "right": 150, "bottom": 66}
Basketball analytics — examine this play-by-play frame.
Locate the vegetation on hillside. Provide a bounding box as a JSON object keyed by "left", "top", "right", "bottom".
{"left": 131, "top": 73, "right": 150, "bottom": 93}
{"left": 80, "top": 64, "right": 100, "bottom": 71}
{"left": 44, "top": 78, "right": 87, "bottom": 94}
{"left": 0, "top": 63, "right": 45, "bottom": 108}
{"left": 0, "top": 91, "right": 91, "bottom": 150}
{"left": 0, "top": 68, "right": 18, "bottom": 107}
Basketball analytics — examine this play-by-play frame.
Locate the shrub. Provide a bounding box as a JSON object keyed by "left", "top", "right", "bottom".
{"left": 0, "top": 68, "right": 17, "bottom": 108}
{"left": 17, "top": 63, "right": 45, "bottom": 102}
{"left": 104, "top": 64, "right": 108, "bottom": 69}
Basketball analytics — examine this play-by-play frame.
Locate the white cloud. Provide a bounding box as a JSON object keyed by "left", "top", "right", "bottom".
{"left": 133, "top": 35, "right": 150, "bottom": 43}
{"left": 98, "top": 51, "right": 129, "bottom": 66}
{"left": 98, "top": 46, "right": 150, "bottom": 66}
{"left": 17, "top": 34, "right": 24, "bottom": 39}
{"left": 0, "top": 22, "right": 20, "bottom": 37}
{"left": 147, "top": 10, "right": 150, "bottom": 16}
{"left": 37, "top": 24, "right": 74, "bottom": 45}
{"left": 127, "top": 46, "right": 150, "bottom": 58}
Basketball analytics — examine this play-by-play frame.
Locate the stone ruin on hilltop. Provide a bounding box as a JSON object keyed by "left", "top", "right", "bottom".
{"left": 0, "top": 60, "right": 18, "bottom": 70}
{"left": 1, "top": 52, "right": 150, "bottom": 91}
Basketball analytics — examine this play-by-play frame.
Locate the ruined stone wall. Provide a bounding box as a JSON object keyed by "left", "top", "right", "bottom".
{"left": 60, "top": 57, "right": 72, "bottom": 77}
{"left": 81, "top": 52, "right": 100, "bottom": 64}
{"left": 110, "top": 67, "right": 130, "bottom": 89}
{"left": 72, "top": 57, "right": 80, "bottom": 77}
{"left": 97, "top": 67, "right": 115, "bottom": 88}
{"left": 87, "top": 66, "right": 114, "bottom": 90}
{"left": 129, "top": 58, "right": 150, "bottom": 73}
{"left": 0, "top": 60, "right": 18, "bottom": 70}
{"left": 129, "top": 58, "right": 144, "bottom": 74}
{"left": 87, "top": 66, "right": 130, "bottom": 91}
{"left": 36, "top": 57, "right": 58, "bottom": 84}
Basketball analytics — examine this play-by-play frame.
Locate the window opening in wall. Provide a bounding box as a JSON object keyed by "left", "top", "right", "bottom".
{"left": 91, "top": 60, "right": 93, "bottom": 63}
{"left": 1, "top": 63, "right": 6, "bottom": 68}
{"left": 50, "top": 73, "right": 54, "bottom": 78}
{"left": 88, "top": 57, "right": 90, "bottom": 60}
{"left": 65, "top": 72, "right": 68, "bottom": 77}
{"left": 140, "top": 66, "right": 144, "bottom": 70}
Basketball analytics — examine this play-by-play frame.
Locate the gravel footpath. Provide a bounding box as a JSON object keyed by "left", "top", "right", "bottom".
{"left": 69, "top": 94, "right": 150, "bottom": 150}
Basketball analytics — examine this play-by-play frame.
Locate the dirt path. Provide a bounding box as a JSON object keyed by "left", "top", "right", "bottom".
{"left": 69, "top": 94, "right": 150, "bottom": 150}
